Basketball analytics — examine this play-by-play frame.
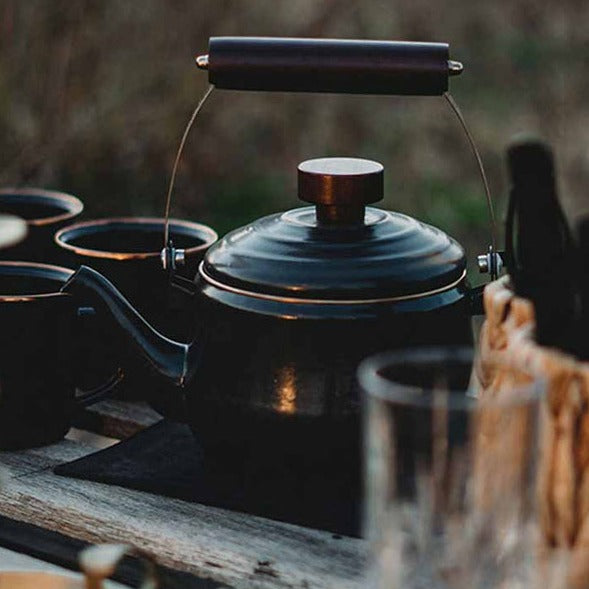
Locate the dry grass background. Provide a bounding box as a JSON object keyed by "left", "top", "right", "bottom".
{"left": 0, "top": 0, "right": 588, "bottom": 270}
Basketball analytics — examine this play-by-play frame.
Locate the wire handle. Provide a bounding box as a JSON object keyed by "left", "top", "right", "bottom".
{"left": 164, "top": 37, "right": 500, "bottom": 280}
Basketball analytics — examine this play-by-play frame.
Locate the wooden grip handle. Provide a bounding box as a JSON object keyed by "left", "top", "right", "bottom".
{"left": 198, "top": 37, "right": 459, "bottom": 96}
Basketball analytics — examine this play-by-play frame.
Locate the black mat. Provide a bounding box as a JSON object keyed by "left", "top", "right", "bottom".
{"left": 54, "top": 420, "right": 360, "bottom": 536}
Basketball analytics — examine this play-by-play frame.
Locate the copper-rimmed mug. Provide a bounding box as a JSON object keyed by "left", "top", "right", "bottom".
{"left": 0, "top": 188, "right": 83, "bottom": 262}
{"left": 55, "top": 217, "right": 217, "bottom": 334}
{"left": 0, "top": 261, "right": 122, "bottom": 449}
{"left": 55, "top": 217, "right": 217, "bottom": 409}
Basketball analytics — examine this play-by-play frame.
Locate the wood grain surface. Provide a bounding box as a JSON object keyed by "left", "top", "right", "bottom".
{"left": 0, "top": 403, "right": 367, "bottom": 589}
{"left": 0, "top": 516, "right": 223, "bottom": 589}
{"left": 73, "top": 400, "right": 161, "bottom": 439}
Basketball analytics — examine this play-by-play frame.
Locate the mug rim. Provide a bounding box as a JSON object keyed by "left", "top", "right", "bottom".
{"left": 0, "top": 260, "right": 74, "bottom": 302}
{"left": 0, "top": 187, "right": 84, "bottom": 227}
{"left": 357, "top": 346, "right": 544, "bottom": 410}
{"left": 54, "top": 216, "right": 218, "bottom": 261}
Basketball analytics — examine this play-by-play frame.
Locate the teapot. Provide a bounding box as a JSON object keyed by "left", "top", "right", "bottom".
{"left": 61, "top": 37, "right": 497, "bottom": 490}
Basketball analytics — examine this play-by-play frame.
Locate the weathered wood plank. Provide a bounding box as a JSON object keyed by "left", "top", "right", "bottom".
{"left": 0, "top": 440, "right": 366, "bottom": 589}
{"left": 66, "top": 428, "right": 119, "bottom": 450}
{"left": 74, "top": 400, "right": 161, "bottom": 440}
{"left": 0, "top": 516, "right": 226, "bottom": 589}
{"left": 0, "top": 440, "right": 91, "bottom": 479}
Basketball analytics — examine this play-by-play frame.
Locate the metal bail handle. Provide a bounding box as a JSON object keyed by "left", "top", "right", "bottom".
{"left": 191, "top": 37, "right": 502, "bottom": 278}
{"left": 160, "top": 37, "right": 463, "bottom": 271}
{"left": 195, "top": 37, "right": 463, "bottom": 95}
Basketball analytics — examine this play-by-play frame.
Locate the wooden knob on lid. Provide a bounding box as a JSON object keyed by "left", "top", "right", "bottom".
{"left": 298, "top": 157, "right": 384, "bottom": 225}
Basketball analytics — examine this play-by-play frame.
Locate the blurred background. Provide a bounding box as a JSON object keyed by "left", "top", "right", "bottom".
{"left": 1, "top": 0, "right": 588, "bottom": 272}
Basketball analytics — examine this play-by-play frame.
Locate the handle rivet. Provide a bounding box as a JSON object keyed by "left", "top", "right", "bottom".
{"left": 161, "top": 242, "right": 186, "bottom": 271}
{"left": 195, "top": 54, "right": 209, "bottom": 69}
{"left": 448, "top": 60, "right": 464, "bottom": 76}
{"left": 477, "top": 246, "right": 504, "bottom": 279}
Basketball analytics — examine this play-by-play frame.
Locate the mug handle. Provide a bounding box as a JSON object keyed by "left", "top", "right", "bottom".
{"left": 75, "top": 368, "right": 125, "bottom": 408}
{"left": 74, "top": 304, "right": 125, "bottom": 408}
{"left": 79, "top": 543, "right": 159, "bottom": 589}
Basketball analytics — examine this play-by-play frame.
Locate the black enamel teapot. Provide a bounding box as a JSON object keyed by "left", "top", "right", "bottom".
{"left": 61, "top": 37, "right": 495, "bottom": 499}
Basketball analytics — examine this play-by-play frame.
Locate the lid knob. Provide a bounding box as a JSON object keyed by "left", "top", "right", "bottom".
{"left": 298, "top": 157, "right": 384, "bottom": 225}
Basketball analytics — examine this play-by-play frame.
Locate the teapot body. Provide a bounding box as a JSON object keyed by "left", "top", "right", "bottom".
{"left": 183, "top": 284, "right": 473, "bottom": 485}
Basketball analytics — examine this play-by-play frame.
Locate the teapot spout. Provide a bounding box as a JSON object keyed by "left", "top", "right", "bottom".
{"left": 62, "top": 265, "right": 192, "bottom": 386}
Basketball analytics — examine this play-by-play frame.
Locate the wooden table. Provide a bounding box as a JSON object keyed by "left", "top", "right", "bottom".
{"left": 0, "top": 400, "right": 367, "bottom": 589}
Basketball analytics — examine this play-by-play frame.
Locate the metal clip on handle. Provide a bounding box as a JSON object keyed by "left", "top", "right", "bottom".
{"left": 79, "top": 543, "right": 159, "bottom": 589}
{"left": 477, "top": 246, "right": 504, "bottom": 280}
{"left": 160, "top": 240, "right": 185, "bottom": 272}
{"left": 195, "top": 37, "right": 462, "bottom": 96}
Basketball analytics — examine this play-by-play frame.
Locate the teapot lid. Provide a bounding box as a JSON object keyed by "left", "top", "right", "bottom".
{"left": 200, "top": 158, "right": 466, "bottom": 312}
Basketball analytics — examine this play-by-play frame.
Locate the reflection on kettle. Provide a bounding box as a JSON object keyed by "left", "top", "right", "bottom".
{"left": 274, "top": 364, "right": 297, "bottom": 416}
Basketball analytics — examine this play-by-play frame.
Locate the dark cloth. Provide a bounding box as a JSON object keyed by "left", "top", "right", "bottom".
{"left": 54, "top": 420, "right": 359, "bottom": 536}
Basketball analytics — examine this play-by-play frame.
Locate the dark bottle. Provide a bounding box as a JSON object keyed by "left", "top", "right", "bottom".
{"left": 504, "top": 139, "right": 578, "bottom": 351}
{"left": 575, "top": 218, "right": 589, "bottom": 359}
